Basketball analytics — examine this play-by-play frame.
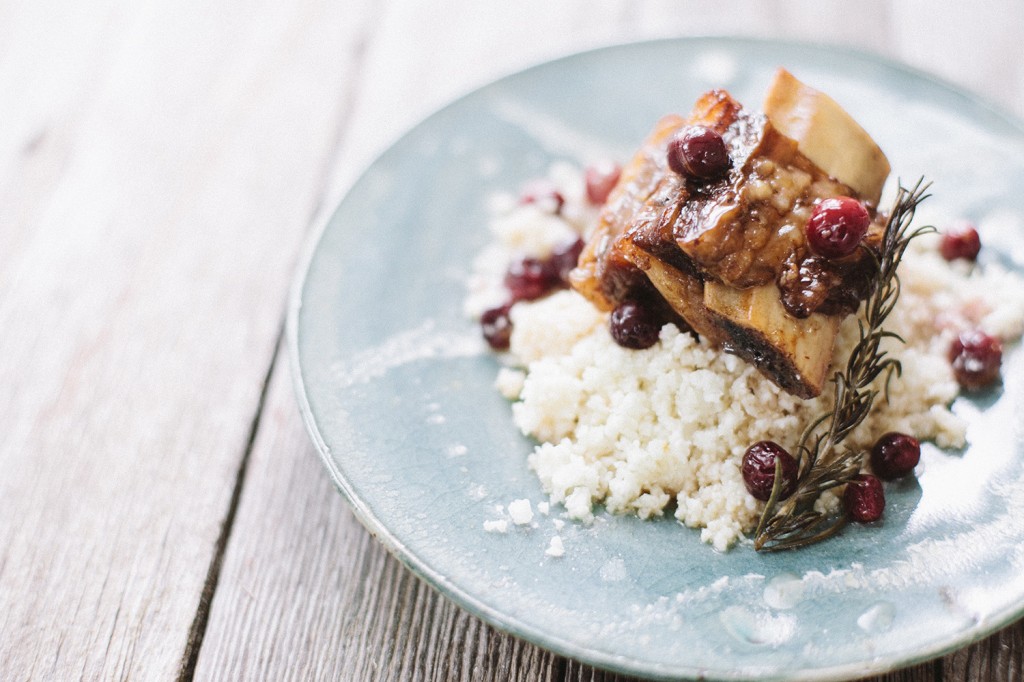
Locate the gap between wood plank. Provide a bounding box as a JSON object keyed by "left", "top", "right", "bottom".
{"left": 174, "top": 12, "right": 381, "bottom": 677}
{"left": 176, "top": 330, "right": 282, "bottom": 682}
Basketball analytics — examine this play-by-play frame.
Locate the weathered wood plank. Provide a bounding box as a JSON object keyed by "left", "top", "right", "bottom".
{"left": 862, "top": 662, "right": 941, "bottom": 682}
{"left": 943, "top": 618, "right": 1024, "bottom": 682}
{"left": 1, "top": 0, "right": 1014, "bottom": 679}
{"left": 0, "top": 0, "right": 373, "bottom": 678}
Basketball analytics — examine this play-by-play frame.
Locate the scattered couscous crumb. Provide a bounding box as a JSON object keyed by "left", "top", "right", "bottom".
{"left": 537, "top": 501, "right": 550, "bottom": 515}
{"left": 545, "top": 536, "right": 565, "bottom": 557}
{"left": 484, "top": 519, "right": 509, "bottom": 534}
{"left": 495, "top": 367, "right": 526, "bottom": 399}
{"left": 564, "top": 488, "right": 595, "bottom": 523}
{"left": 508, "top": 498, "right": 534, "bottom": 525}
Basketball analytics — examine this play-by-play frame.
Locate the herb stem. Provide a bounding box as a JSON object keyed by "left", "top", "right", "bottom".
{"left": 754, "top": 179, "right": 934, "bottom": 552}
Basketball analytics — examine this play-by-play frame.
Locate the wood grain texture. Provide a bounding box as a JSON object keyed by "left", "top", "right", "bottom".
{"left": 0, "top": 0, "right": 373, "bottom": 678}
{"left": 944, "top": 620, "right": 1024, "bottom": 682}
{"left": 5, "top": 0, "right": 1024, "bottom": 680}
{"left": 193, "top": 1, "right": 1024, "bottom": 681}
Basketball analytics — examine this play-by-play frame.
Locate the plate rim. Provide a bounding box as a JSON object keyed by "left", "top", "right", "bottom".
{"left": 287, "top": 36, "right": 1024, "bottom": 681}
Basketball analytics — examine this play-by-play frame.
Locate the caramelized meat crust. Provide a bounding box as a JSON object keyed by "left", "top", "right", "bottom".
{"left": 570, "top": 87, "right": 888, "bottom": 398}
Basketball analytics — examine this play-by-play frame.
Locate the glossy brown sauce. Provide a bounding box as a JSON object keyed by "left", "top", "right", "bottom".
{"left": 573, "top": 91, "right": 884, "bottom": 322}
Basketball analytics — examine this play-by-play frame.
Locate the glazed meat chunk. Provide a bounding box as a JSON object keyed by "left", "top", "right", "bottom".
{"left": 572, "top": 70, "right": 890, "bottom": 398}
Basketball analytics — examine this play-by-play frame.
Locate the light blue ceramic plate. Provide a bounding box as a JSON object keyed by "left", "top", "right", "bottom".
{"left": 289, "top": 39, "right": 1024, "bottom": 681}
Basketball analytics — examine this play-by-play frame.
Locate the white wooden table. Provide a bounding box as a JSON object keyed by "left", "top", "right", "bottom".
{"left": 3, "top": 2, "right": 1023, "bottom": 679}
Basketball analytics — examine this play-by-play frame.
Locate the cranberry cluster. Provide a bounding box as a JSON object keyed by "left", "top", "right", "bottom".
{"left": 937, "top": 222, "right": 1004, "bottom": 391}
{"left": 743, "top": 218, "right": 1010, "bottom": 536}
{"left": 480, "top": 237, "right": 584, "bottom": 350}
{"left": 742, "top": 430, "right": 922, "bottom": 526}
{"left": 481, "top": 163, "right": 624, "bottom": 350}
{"left": 839, "top": 432, "right": 922, "bottom": 524}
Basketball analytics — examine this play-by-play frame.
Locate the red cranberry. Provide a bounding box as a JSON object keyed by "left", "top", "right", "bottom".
{"left": 940, "top": 222, "right": 981, "bottom": 261}
{"left": 805, "top": 197, "right": 870, "bottom": 259}
{"left": 741, "top": 441, "right": 799, "bottom": 502}
{"left": 504, "top": 257, "right": 559, "bottom": 302}
{"left": 949, "top": 330, "right": 1003, "bottom": 390}
{"left": 870, "top": 432, "right": 921, "bottom": 481}
{"left": 550, "top": 237, "right": 585, "bottom": 284}
{"left": 609, "top": 300, "right": 662, "bottom": 349}
{"left": 585, "top": 161, "right": 622, "bottom": 205}
{"left": 667, "top": 126, "right": 730, "bottom": 181}
{"left": 481, "top": 304, "right": 513, "bottom": 350}
{"left": 844, "top": 474, "right": 885, "bottom": 523}
{"left": 519, "top": 179, "right": 564, "bottom": 214}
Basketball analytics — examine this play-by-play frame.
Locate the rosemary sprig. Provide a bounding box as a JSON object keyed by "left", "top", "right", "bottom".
{"left": 753, "top": 178, "right": 935, "bottom": 552}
